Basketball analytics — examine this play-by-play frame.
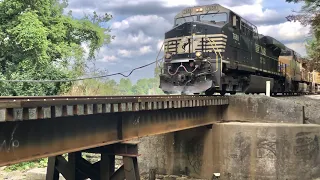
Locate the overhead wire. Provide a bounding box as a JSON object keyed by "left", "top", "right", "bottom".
{"left": 0, "top": 60, "right": 160, "bottom": 83}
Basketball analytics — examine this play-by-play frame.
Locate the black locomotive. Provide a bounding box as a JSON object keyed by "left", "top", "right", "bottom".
{"left": 159, "top": 4, "right": 320, "bottom": 95}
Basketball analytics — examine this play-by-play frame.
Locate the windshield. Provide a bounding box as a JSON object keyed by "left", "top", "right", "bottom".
{"left": 175, "top": 15, "right": 197, "bottom": 26}
{"left": 200, "top": 13, "right": 228, "bottom": 24}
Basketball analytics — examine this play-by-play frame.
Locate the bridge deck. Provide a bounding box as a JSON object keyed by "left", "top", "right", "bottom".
{"left": 0, "top": 95, "right": 227, "bottom": 122}
{"left": 0, "top": 95, "right": 228, "bottom": 167}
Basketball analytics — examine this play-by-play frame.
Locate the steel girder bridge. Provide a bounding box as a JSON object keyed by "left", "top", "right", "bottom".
{"left": 0, "top": 95, "right": 228, "bottom": 180}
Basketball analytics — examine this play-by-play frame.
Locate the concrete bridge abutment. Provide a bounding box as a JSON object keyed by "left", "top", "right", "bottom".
{"left": 137, "top": 95, "right": 320, "bottom": 180}
{"left": 211, "top": 122, "right": 320, "bottom": 180}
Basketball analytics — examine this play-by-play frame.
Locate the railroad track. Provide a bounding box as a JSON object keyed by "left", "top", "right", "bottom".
{"left": 0, "top": 92, "right": 316, "bottom": 102}
{"left": 0, "top": 92, "right": 317, "bottom": 122}
{"left": 0, "top": 95, "right": 228, "bottom": 122}
{"left": 0, "top": 95, "right": 196, "bottom": 101}
{"left": 0, "top": 95, "right": 215, "bottom": 104}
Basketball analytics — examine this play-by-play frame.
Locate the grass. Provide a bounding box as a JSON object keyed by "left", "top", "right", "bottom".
{"left": 2, "top": 153, "right": 102, "bottom": 172}
{"left": 4, "top": 154, "right": 68, "bottom": 172}
{"left": 4, "top": 158, "right": 48, "bottom": 172}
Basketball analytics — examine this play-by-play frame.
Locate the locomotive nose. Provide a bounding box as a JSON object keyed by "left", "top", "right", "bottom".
{"left": 160, "top": 17, "right": 227, "bottom": 95}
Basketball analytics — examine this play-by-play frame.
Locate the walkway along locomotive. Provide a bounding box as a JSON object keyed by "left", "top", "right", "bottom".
{"left": 159, "top": 4, "right": 320, "bottom": 95}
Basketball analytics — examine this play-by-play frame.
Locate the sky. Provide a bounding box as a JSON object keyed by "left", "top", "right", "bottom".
{"left": 66, "top": 0, "right": 310, "bottom": 83}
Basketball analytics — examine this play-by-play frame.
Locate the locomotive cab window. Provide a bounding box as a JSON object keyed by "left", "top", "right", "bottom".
{"left": 200, "top": 13, "right": 228, "bottom": 24}
{"left": 175, "top": 15, "right": 198, "bottom": 26}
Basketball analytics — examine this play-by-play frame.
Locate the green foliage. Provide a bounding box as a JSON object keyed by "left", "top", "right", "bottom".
{"left": 306, "top": 36, "right": 320, "bottom": 70}
{"left": 0, "top": 0, "right": 112, "bottom": 96}
{"left": 65, "top": 77, "right": 165, "bottom": 96}
{"left": 132, "top": 78, "right": 163, "bottom": 95}
{"left": 286, "top": 0, "right": 320, "bottom": 26}
{"left": 82, "top": 153, "right": 101, "bottom": 164}
{"left": 286, "top": 0, "right": 320, "bottom": 71}
{"left": 119, "top": 78, "right": 133, "bottom": 95}
{"left": 63, "top": 64, "right": 165, "bottom": 96}
{"left": 5, "top": 158, "right": 48, "bottom": 172}
{"left": 5, "top": 154, "right": 69, "bottom": 172}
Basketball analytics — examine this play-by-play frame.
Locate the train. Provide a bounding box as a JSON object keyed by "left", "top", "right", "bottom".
{"left": 159, "top": 3, "right": 320, "bottom": 95}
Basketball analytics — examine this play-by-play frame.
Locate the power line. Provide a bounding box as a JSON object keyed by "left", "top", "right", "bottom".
{"left": 0, "top": 60, "right": 160, "bottom": 83}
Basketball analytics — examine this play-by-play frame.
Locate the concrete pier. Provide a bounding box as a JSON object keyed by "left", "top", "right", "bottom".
{"left": 212, "top": 122, "right": 320, "bottom": 180}
{"left": 137, "top": 95, "right": 320, "bottom": 179}
{"left": 138, "top": 123, "right": 320, "bottom": 179}
{"left": 138, "top": 126, "right": 213, "bottom": 177}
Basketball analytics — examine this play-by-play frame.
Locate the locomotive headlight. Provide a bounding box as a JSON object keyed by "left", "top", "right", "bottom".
{"left": 195, "top": 51, "right": 202, "bottom": 58}
{"left": 165, "top": 53, "right": 172, "bottom": 60}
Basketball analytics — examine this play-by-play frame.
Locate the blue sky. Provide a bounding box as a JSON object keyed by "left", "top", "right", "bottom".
{"left": 67, "top": 0, "right": 309, "bottom": 83}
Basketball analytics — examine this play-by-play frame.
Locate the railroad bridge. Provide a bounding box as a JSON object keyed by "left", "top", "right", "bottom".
{"left": 0, "top": 95, "right": 319, "bottom": 180}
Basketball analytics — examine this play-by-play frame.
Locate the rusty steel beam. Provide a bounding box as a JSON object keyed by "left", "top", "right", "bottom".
{"left": 46, "top": 141, "right": 140, "bottom": 180}
{"left": 0, "top": 96, "right": 228, "bottom": 122}
{"left": 85, "top": 141, "right": 139, "bottom": 157}
{"left": 0, "top": 104, "right": 226, "bottom": 167}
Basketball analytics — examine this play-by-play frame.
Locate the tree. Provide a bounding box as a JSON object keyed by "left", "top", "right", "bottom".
{"left": 131, "top": 78, "right": 164, "bottom": 95}
{"left": 0, "top": 0, "right": 113, "bottom": 96}
{"left": 286, "top": 0, "right": 320, "bottom": 71}
{"left": 305, "top": 36, "right": 320, "bottom": 70}
{"left": 285, "top": 0, "right": 319, "bottom": 26}
{"left": 118, "top": 78, "right": 133, "bottom": 95}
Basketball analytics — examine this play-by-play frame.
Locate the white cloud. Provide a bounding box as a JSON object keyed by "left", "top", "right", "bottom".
{"left": 285, "top": 42, "right": 307, "bottom": 56}
{"left": 157, "top": 39, "right": 164, "bottom": 51}
{"left": 112, "top": 20, "right": 130, "bottom": 30}
{"left": 100, "top": 0, "right": 197, "bottom": 8}
{"left": 230, "top": 3, "right": 278, "bottom": 22}
{"left": 128, "top": 32, "right": 154, "bottom": 44}
{"left": 197, "top": 0, "right": 258, "bottom": 7}
{"left": 100, "top": 55, "right": 118, "bottom": 62}
{"left": 111, "top": 31, "right": 154, "bottom": 49}
{"left": 117, "top": 46, "right": 153, "bottom": 58}
{"left": 139, "top": 46, "right": 152, "bottom": 54}
{"left": 109, "top": 14, "right": 172, "bottom": 59}
{"left": 111, "top": 15, "right": 172, "bottom": 37}
{"left": 163, "top": 0, "right": 197, "bottom": 7}
{"left": 122, "top": 15, "right": 166, "bottom": 26}
{"left": 258, "top": 21, "right": 310, "bottom": 42}
{"left": 118, "top": 49, "right": 133, "bottom": 57}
